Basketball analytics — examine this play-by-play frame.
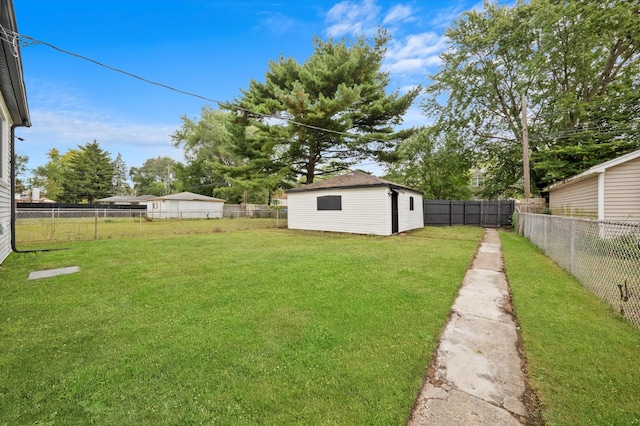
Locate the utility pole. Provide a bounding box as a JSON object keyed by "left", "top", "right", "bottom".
{"left": 521, "top": 95, "right": 530, "bottom": 200}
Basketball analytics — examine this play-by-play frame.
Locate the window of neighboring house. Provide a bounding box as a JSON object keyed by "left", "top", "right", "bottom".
{"left": 471, "top": 177, "right": 485, "bottom": 187}
{"left": 317, "top": 195, "right": 342, "bottom": 210}
{"left": 409, "top": 196, "right": 414, "bottom": 211}
{"left": 153, "top": 202, "right": 159, "bottom": 209}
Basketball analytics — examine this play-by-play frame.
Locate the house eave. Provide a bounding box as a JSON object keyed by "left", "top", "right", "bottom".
{"left": 0, "top": 0, "right": 30, "bottom": 127}
{"left": 543, "top": 149, "right": 640, "bottom": 192}
{"left": 287, "top": 183, "right": 423, "bottom": 195}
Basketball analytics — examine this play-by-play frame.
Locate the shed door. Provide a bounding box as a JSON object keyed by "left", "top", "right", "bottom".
{"left": 391, "top": 192, "right": 399, "bottom": 234}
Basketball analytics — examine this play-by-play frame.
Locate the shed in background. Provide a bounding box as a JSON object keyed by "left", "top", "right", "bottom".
{"left": 286, "top": 170, "right": 423, "bottom": 236}
{"left": 146, "top": 191, "right": 225, "bottom": 219}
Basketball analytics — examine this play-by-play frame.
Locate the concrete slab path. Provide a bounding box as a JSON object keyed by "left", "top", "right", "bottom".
{"left": 408, "top": 228, "right": 528, "bottom": 425}
{"left": 28, "top": 266, "right": 80, "bottom": 280}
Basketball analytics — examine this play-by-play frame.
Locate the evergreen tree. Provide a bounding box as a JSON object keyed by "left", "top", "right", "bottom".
{"left": 231, "top": 29, "right": 419, "bottom": 184}
{"left": 112, "top": 153, "right": 133, "bottom": 196}
{"left": 59, "top": 140, "right": 115, "bottom": 203}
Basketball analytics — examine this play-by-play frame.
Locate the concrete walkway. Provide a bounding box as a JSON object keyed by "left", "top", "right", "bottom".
{"left": 408, "top": 228, "right": 528, "bottom": 425}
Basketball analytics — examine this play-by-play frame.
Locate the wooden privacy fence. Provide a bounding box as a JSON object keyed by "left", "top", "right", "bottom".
{"left": 424, "top": 200, "right": 515, "bottom": 228}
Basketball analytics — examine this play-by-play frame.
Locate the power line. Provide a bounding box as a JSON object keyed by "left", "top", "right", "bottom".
{"left": 0, "top": 26, "right": 404, "bottom": 145}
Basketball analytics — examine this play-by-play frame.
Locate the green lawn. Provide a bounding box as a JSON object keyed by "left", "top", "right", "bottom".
{"left": 500, "top": 231, "right": 640, "bottom": 425}
{"left": 15, "top": 217, "right": 286, "bottom": 249}
{"left": 0, "top": 226, "right": 482, "bottom": 425}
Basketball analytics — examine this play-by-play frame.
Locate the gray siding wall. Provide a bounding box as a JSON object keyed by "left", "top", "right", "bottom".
{"left": 604, "top": 156, "right": 640, "bottom": 222}
{"left": 549, "top": 176, "right": 599, "bottom": 218}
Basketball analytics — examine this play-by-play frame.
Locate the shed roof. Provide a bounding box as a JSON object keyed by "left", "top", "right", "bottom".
{"left": 96, "top": 195, "right": 156, "bottom": 203}
{"left": 147, "top": 191, "right": 226, "bottom": 202}
{"left": 544, "top": 149, "right": 640, "bottom": 192}
{"left": 286, "top": 170, "right": 422, "bottom": 194}
{"left": 0, "top": 0, "right": 30, "bottom": 126}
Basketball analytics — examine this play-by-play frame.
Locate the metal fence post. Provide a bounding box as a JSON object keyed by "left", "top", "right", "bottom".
{"left": 570, "top": 218, "right": 575, "bottom": 274}
{"left": 543, "top": 215, "right": 548, "bottom": 252}
{"left": 94, "top": 209, "right": 98, "bottom": 240}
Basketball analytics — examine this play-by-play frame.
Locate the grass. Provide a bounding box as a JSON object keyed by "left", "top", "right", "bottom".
{"left": 0, "top": 226, "right": 482, "bottom": 425}
{"left": 500, "top": 230, "right": 640, "bottom": 425}
{"left": 15, "top": 217, "right": 286, "bottom": 249}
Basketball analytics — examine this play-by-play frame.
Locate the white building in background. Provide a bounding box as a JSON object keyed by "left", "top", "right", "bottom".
{"left": 146, "top": 191, "right": 226, "bottom": 219}
{"left": 286, "top": 170, "right": 424, "bottom": 236}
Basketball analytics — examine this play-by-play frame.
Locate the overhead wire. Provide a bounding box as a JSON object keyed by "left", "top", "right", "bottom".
{"left": 0, "top": 26, "right": 401, "bottom": 146}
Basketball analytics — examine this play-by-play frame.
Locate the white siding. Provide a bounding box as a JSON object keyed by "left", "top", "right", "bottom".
{"left": 147, "top": 199, "right": 224, "bottom": 219}
{"left": 288, "top": 187, "right": 392, "bottom": 235}
{"left": 549, "top": 176, "right": 599, "bottom": 218}
{"left": 398, "top": 191, "right": 424, "bottom": 233}
{"left": 0, "top": 98, "right": 12, "bottom": 264}
{"left": 604, "top": 157, "right": 640, "bottom": 222}
{"left": 288, "top": 187, "right": 424, "bottom": 236}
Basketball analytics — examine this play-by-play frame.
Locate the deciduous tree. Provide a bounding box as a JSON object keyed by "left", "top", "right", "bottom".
{"left": 425, "top": 0, "right": 640, "bottom": 197}
{"left": 385, "top": 126, "right": 473, "bottom": 200}
{"left": 130, "top": 156, "right": 176, "bottom": 196}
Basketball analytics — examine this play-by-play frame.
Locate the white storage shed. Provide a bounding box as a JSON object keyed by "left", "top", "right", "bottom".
{"left": 286, "top": 170, "right": 424, "bottom": 236}
{"left": 146, "top": 192, "right": 226, "bottom": 219}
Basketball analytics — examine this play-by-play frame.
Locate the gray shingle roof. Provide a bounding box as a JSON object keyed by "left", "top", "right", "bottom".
{"left": 286, "top": 170, "right": 421, "bottom": 194}
{"left": 147, "top": 191, "right": 226, "bottom": 202}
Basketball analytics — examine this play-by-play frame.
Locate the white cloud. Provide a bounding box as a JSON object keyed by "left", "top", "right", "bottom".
{"left": 325, "top": 0, "right": 381, "bottom": 37}
{"left": 28, "top": 109, "right": 176, "bottom": 147}
{"left": 384, "top": 32, "right": 448, "bottom": 75}
{"left": 257, "top": 11, "right": 296, "bottom": 35}
{"left": 383, "top": 4, "right": 413, "bottom": 25}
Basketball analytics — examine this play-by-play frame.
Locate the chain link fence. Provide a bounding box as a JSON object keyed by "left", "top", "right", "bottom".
{"left": 516, "top": 212, "right": 640, "bottom": 328}
{"left": 15, "top": 208, "right": 288, "bottom": 249}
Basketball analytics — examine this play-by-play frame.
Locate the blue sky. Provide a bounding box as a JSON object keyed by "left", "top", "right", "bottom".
{"left": 13, "top": 0, "right": 480, "bottom": 177}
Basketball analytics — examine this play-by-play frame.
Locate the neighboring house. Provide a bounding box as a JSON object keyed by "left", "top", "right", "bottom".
{"left": 470, "top": 169, "right": 485, "bottom": 200}
{"left": 15, "top": 188, "right": 55, "bottom": 203}
{"left": 545, "top": 149, "right": 640, "bottom": 221}
{"left": 470, "top": 169, "right": 485, "bottom": 189}
{"left": 146, "top": 191, "right": 226, "bottom": 219}
{"left": 0, "top": 0, "right": 30, "bottom": 264}
{"left": 286, "top": 170, "right": 424, "bottom": 236}
{"left": 96, "top": 195, "right": 155, "bottom": 205}
{"left": 270, "top": 191, "right": 288, "bottom": 207}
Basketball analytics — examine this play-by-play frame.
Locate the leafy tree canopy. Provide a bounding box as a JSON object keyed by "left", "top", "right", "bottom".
{"left": 425, "top": 0, "right": 640, "bottom": 197}
{"left": 385, "top": 126, "right": 473, "bottom": 200}
{"left": 130, "top": 156, "right": 177, "bottom": 196}
{"left": 31, "top": 148, "right": 68, "bottom": 201}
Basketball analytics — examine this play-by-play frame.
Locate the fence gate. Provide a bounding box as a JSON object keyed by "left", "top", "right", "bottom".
{"left": 423, "top": 200, "right": 514, "bottom": 228}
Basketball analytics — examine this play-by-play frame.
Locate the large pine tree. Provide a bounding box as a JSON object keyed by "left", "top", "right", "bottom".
{"left": 60, "top": 140, "right": 115, "bottom": 203}
{"left": 230, "top": 29, "right": 419, "bottom": 184}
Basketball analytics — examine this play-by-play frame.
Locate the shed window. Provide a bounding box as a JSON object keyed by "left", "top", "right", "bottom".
{"left": 410, "top": 196, "right": 414, "bottom": 211}
{"left": 317, "top": 195, "right": 342, "bottom": 210}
